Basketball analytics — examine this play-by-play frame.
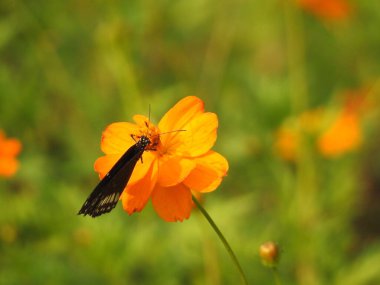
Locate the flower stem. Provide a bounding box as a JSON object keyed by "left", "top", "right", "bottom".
{"left": 192, "top": 195, "right": 249, "bottom": 285}
{"left": 283, "top": 2, "right": 319, "bottom": 284}
{"left": 272, "top": 268, "right": 282, "bottom": 285}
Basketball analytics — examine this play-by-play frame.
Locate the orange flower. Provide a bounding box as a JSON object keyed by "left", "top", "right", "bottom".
{"left": 297, "top": 0, "right": 350, "bottom": 21}
{"left": 94, "top": 96, "right": 228, "bottom": 222}
{"left": 274, "top": 109, "right": 322, "bottom": 161}
{"left": 274, "top": 126, "right": 299, "bottom": 161}
{"left": 317, "top": 111, "right": 361, "bottom": 157}
{"left": 317, "top": 88, "right": 368, "bottom": 157}
{"left": 0, "top": 130, "right": 22, "bottom": 177}
{"left": 275, "top": 94, "right": 364, "bottom": 160}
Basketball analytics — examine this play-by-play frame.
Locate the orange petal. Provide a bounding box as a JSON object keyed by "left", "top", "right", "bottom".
{"left": 298, "top": 0, "right": 350, "bottom": 20}
{"left": 183, "top": 151, "right": 228, "bottom": 192}
{"left": 164, "top": 112, "right": 218, "bottom": 157}
{"left": 121, "top": 159, "right": 158, "bottom": 214}
{"left": 151, "top": 183, "right": 193, "bottom": 222}
{"left": 0, "top": 138, "right": 22, "bottom": 157}
{"left": 94, "top": 151, "right": 156, "bottom": 184}
{"left": 317, "top": 113, "right": 361, "bottom": 157}
{"left": 129, "top": 152, "right": 156, "bottom": 185}
{"left": 94, "top": 154, "right": 121, "bottom": 179}
{"left": 158, "top": 96, "right": 204, "bottom": 145}
{"left": 157, "top": 156, "right": 196, "bottom": 187}
{"left": 274, "top": 127, "right": 299, "bottom": 161}
{"left": 133, "top": 115, "right": 150, "bottom": 128}
{"left": 100, "top": 122, "right": 139, "bottom": 154}
{"left": 0, "top": 158, "right": 19, "bottom": 177}
{"left": 133, "top": 114, "right": 161, "bottom": 141}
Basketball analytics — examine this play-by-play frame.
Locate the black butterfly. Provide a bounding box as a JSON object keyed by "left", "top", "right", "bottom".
{"left": 78, "top": 135, "right": 152, "bottom": 218}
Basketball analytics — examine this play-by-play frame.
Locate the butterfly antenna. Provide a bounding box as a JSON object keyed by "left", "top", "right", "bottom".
{"left": 150, "top": 129, "right": 186, "bottom": 140}
{"left": 148, "top": 104, "right": 151, "bottom": 123}
{"left": 160, "top": 129, "right": 186, "bottom": 135}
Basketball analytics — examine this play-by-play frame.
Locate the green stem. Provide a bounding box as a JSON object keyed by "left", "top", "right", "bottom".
{"left": 283, "top": 0, "right": 308, "bottom": 115}
{"left": 283, "top": 2, "right": 319, "bottom": 285}
{"left": 192, "top": 195, "right": 249, "bottom": 285}
{"left": 272, "top": 268, "right": 282, "bottom": 285}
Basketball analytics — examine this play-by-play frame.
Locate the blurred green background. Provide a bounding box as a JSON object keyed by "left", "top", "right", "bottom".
{"left": 1, "top": 0, "right": 380, "bottom": 284}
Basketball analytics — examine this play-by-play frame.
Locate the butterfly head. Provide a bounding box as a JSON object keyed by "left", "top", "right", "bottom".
{"left": 134, "top": 133, "right": 160, "bottom": 151}
{"left": 139, "top": 135, "right": 152, "bottom": 148}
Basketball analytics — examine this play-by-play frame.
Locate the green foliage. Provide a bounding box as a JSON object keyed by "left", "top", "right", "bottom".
{"left": 1, "top": 0, "right": 380, "bottom": 284}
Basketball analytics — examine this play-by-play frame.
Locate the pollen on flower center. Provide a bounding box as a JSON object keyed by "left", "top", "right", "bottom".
{"left": 137, "top": 120, "right": 161, "bottom": 151}
{"left": 146, "top": 133, "right": 161, "bottom": 151}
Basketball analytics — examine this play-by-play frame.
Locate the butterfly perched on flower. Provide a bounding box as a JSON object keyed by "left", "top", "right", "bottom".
{"left": 78, "top": 96, "right": 228, "bottom": 222}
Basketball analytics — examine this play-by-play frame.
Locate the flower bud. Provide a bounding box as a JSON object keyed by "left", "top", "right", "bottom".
{"left": 259, "top": 241, "right": 280, "bottom": 267}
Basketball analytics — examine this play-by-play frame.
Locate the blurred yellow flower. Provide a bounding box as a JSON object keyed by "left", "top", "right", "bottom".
{"left": 0, "top": 130, "right": 22, "bottom": 177}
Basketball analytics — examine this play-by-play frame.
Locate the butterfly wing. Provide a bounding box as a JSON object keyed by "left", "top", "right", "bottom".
{"left": 78, "top": 143, "right": 144, "bottom": 217}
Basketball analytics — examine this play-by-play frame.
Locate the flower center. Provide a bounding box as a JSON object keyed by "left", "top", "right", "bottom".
{"left": 137, "top": 121, "right": 161, "bottom": 151}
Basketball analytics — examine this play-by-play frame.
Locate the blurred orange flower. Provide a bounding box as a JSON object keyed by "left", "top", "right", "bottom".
{"left": 274, "top": 109, "right": 322, "bottom": 161}
{"left": 297, "top": 0, "right": 351, "bottom": 21}
{"left": 317, "top": 111, "right": 361, "bottom": 157}
{"left": 0, "top": 131, "right": 22, "bottom": 177}
{"left": 317, "top": 89, "right": 369, "bottom": 157}
{"left": 274, "top": 126, "right": 299, "bottom": 161}
{"left": 275, "top": 89, "right": 367, "bottom": 160}
{"left": 95, "top": 96, "right": 229, "bottom": 222}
